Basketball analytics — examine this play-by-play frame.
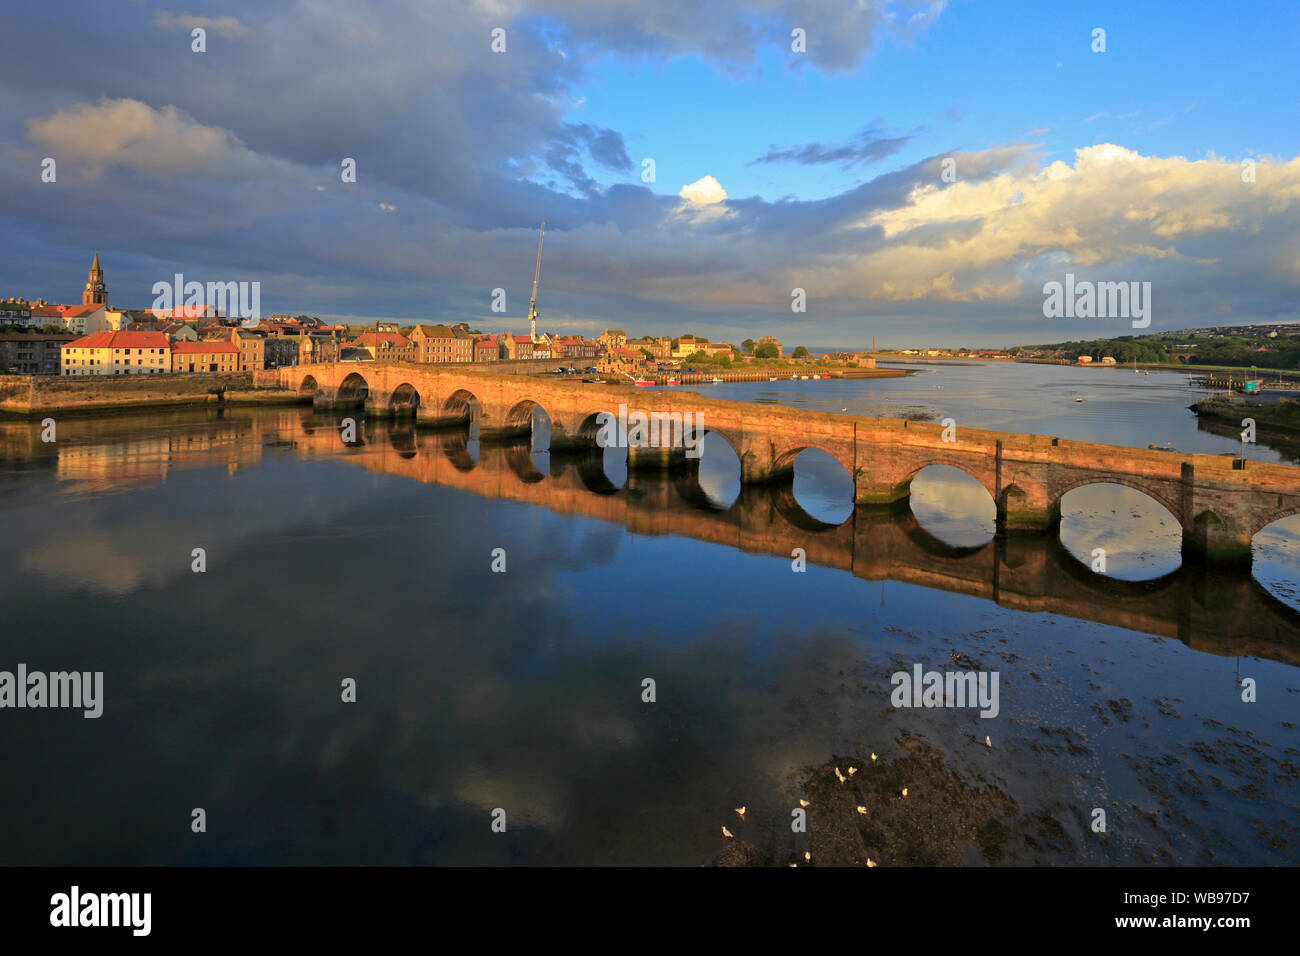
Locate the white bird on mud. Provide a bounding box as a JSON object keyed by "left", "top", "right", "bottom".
{"left": 848, "top": 766, "right": 858, "bottom": 776}
{"left": 735, "top": 806, "right": 746, "bottom": 819}
{"left": 870, "top": 753, "right": 878, "bottom": 762}
{"left": 834, "top": 767, "right": 847, "bottom": 784}
{"left": 866, "top": 858, "right": 878, "bottom": 868}
{"left": 804, "top": 851, "right": 811, "bottom": 862}
{"left": 985, "top": 735, "right": 992, "bottom": 749}
{"left": 722, "top": 826, "right": 733, "bottom": 839}
{"left": 856, "top": 806, "right": 867, "bottom": 815}
{"left": 799, "top": 799, "right": 810, "bottom": 808}
{"left": 901, "top": 788, "right": 909, "bottom": 797}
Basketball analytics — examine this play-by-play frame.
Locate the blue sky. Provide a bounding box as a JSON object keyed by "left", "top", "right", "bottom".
{"left": 1, "top": 0, "right": 1298, "bottom": 348}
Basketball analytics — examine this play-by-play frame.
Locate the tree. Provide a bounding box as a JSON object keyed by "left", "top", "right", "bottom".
{"left": 742, "top": 338, "right": 755, "bottom": 354}
{"left": 754, "top": 343, "right": 778, "bottom": 359}
{"left": 792, "top": 346, "right": 809, "bottom": 358}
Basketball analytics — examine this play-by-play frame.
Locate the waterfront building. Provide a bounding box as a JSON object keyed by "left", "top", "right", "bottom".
{"left": 172, "top": 341, "right": 239, "bottom": 373}
{"left": 61, "top": 330, "right": 171, "bottom": 376}
{"left": 351, "top": 331, "right": 416, "bottom": 362}
{"left": 473, "top": 335, "right": 499, "bottom": 362}
{"left": 0, "top": 332, "right": 75, "bottom": 374}
{"left": 298, "top": 333, "right": 340, "bottom": 365}
{"left": 409, "top": 324, "right": 472, "bottom": 363}
{"left": 757, "top": 335, "right": 783, "bottom": 358}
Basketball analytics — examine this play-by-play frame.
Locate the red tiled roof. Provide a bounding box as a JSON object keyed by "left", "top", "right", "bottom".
{"left": 173, "top": 342, "right": 238, "bottom": 354}
{"left": 512, "top": 335, "right": 532, "bottom": 343}
{"left": 32, "top": 303, "right": 102, "bottom": 318}
{"left": 64, "top": 331, "right": 170, "bottom": 349}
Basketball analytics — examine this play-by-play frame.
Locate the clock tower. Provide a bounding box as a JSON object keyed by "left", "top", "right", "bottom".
{"left": 82, "top": 252, "right": 107, "bottom": 306}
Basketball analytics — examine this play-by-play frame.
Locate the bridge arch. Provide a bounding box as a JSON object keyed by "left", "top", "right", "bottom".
{"left": 388, "top": 382, "right": 420, "bottom": 416}
{"left": 335, "top": 371, "right": 369, "bottom": 406}
{"left": 1049, "top": 476, "right": 1183, "bottom": 526}
{"left": 772, "top": 447, "right": 855, "bottom": 526}
{"left": 442, "top": 389, "right": 480, "bottom": 423}
{"left": 907, "top": 464, "right": 997, "bottom": 547}
{"left": 506, "top": 398, "right": 550, "bottom": 431}
{"left": 772, "top": 445, "right": 855, "bottom": 484}
{"left": 1057, "top": 481, "right": 1183, "bottom": 579}
{"left": 299, "top": 374, "right": 319, "bottom": 396}
{"left": 696, "top": 427, "right": 743, "bottom": 508}
{"left": 1250, "top": 506, "right": 1300, "bottom": 539}
{"left": 898, "top": 460, "right": 997, "bottom": 502}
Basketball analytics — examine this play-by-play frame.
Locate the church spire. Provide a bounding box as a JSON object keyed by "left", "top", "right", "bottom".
{"left": 83, "top": 252, "right": 106, "bottom": 306}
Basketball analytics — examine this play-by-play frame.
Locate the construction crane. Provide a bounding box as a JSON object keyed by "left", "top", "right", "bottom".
{"left": 527, "top": 219, "right": 546, "bottom": 341}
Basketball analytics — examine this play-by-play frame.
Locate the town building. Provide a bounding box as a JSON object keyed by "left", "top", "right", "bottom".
{"left": 351, "top": 331, "right": 416, "bottom": 362}
{"left": 504, "top": 335, "right": 534, "bottom": 360}
{"left": 62, "top": 330, "right": 172, "bottom": 376}
{"left": 32, "top": 303, "right": 109, "bottom": 336}
{"left": 757, "top": 335, "right": 783, "bottom": 358}
{"left": 298, "top": 333, "right": 340, "bottom": 365}
{"left": 0, "top": 300, "right": 34, "bottom": 327}
{"left": 599, "top": 329, "right": 627, "bottom": 351}
{"left": 222, "top": 328, "right": 265, "bottom": 371}
{"left": 172, "top": 341, "right": 239, "bottom": 374}
{"left": 409, "top": 324, "right": 472, "bottom": 363}
{"left": 473, "top": 335, "right": 499, "bottom": 362}
{"left": 0, "top": 332, "right": 75, "bottom": 374}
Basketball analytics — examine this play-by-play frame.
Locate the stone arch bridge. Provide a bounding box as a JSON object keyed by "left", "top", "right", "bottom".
{"left": 275, "top": 361, "right": 1300, "bottom": 565}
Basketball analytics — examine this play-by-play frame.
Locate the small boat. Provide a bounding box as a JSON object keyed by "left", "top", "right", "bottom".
{"left": 633, "top": 379, "right": 654, "bottom": 387}
{"left": 711, "top": 376, "right": 723, "bottom": 384}
{"left": 800, "top": 375, "right": 810, "bottom": 380}
{"left": 768, "top": 376, "right": 777, "bottom": 382}
{"left": 665, "top": 378, "right": 679, "bottom": 385}
{"left": 1073, "top": 396, "right": 1083, "bottom": 403}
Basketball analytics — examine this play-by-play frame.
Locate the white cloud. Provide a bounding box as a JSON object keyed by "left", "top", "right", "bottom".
{"left": 679, "top": 175, "right": 727, "bottom": 205}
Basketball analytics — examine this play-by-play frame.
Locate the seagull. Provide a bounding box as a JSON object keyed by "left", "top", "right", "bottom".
{"left": 985, "top": 735, "right": 992, "bottom": 749}
{"left": 866, "top": 858, "right": 878, "bottom": 868}
{"left": 870, "top": 753, "right": 877, "bottom": 762}
{"left": 834, "top": 767, "right": 846, "bottom": 784}
{"left": 799, "top": 799, "right": 810, "bottom": 808}
{"left": 735, "top": 806, "right": 746, "bottom": 819}
{"left": 901, "top": 788, "right": 909, "bottom": 797}
{"left": 848, "top": 766, "right": 858, "bottom": 776}
{"left": 856, "top": 806, "right": 867, "bottom": 815}
{"left": 841, "top": 407, "right": 848, "bottom": 412}
{"left": 722, "top": 826, "right": 733, "bottom": 839}
{"left": 804, "top": 851, "right": 811, "bottom": 862}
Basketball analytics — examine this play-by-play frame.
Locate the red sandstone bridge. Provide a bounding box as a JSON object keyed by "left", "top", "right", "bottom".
{"left": 271, "top": 361, "right": 1300, "bottom": 566}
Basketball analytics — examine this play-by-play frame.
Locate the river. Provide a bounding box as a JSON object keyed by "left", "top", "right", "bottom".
{"left": 0, "top": 361, "right": 1296, "bottom": 865}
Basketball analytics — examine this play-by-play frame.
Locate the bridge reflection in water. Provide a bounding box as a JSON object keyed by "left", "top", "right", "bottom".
{"left": 297, "top": 412, "right": 1300, "bottom": 668}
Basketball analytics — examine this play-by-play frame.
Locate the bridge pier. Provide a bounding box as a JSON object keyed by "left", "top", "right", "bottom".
{"left": 996, "top": 486, "right": 1060, "bottom": 535}
{"left": 627, "top": 443, "right": 693, "bottom": 471}
{"left": 1182, "top": 511, "right": 1253, "bottom": 566}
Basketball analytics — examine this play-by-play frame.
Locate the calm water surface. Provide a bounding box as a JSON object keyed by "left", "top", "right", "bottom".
{"left": 1, "top": 362, "right": 1297, "bottom": 865}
